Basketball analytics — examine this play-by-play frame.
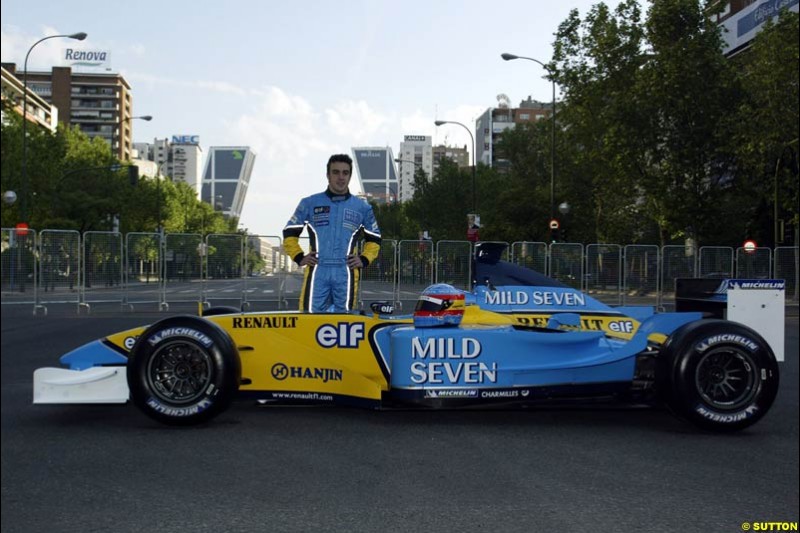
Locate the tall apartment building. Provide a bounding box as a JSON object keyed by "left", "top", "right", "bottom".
{"left": 393, "top": 138, "right": 470, "bottom": 203}
{"left": 201, "top": 147, "right": 256, "bottom": 219}
{"left": 397, "top": 135, "right": 433, "bottom": 203}
{"left": 133, "top": 135, "right": 203, "bottom": 196}
{"left": 1, "top": 64, "right": 136, "bottom": 160}
{"left": 352, "top": 147, "right": 398, "bottom": 204}
{"left": 476, "top": 97, "right": 553, "bottom": 170}
{"left": 433, "top": 144, "right": 470, "bottom": 173}
{"left": 1, "top": 65, "right": 58, "bottom": 132}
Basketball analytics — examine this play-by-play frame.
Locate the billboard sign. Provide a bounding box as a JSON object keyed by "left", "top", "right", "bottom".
{"left": 64, "top": 49, "right": 111, "bottom": 69}
{"left": 172, "top": 135, "right": 200, "bottom": 145}
{"left": 720, "top": 0, "right": 799, "bottom": 54}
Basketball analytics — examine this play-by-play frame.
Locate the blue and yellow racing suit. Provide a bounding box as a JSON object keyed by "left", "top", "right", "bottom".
{"left": 283, "top": 189, "right": 381, "bottom": 312}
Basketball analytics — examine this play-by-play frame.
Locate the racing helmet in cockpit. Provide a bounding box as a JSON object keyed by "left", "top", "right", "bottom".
{"left": 413, "top": 284, "right": 466, "bottom": 328}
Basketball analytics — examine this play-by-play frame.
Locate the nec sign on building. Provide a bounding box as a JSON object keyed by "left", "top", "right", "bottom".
{"left": 172, "top": 135, "right": 200, "bottom": 145}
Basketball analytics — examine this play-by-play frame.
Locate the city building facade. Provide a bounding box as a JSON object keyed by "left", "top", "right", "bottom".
{"left": 133, "top": 135, "right": 203, "bottom": 195}
{"left": 352, "top": 146, "right": 398, "bottom": 204}
{"left": 432, "top": 144, "right": 470, "bottom": 173}
{"left": 476, "top": 96, "right": 553, "bottom": 170}
{"left": 397, "top": 135, "right": 433, "bottom": 203}
{"left": 1, "top": 65, "right": 58, "bottom": 132}
{"left": 201, "top": 146, "right": 256, "bottom": 219}
{"left": 2, "top": 63, "right": 135, "bottom": 160}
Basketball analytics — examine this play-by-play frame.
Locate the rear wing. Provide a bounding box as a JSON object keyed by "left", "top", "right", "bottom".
{"left": 675, "top": 279, "right": 785, "bottom": 361}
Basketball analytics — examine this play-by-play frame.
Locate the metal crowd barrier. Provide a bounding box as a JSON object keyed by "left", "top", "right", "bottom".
{"left": 2, "top": 227, "right": 798, "bottom": 315}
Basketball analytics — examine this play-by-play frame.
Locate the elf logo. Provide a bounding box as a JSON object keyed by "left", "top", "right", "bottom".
{"left": 316, "top": 323, "right": 365, "bottom": 348}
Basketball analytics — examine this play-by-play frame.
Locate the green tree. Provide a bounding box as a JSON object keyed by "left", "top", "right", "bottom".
{"left": 546, "top": 0, "right": 747, "bottom": 245}
{"left": 373, "top": 200, "right": 413, "bottom": 240}
{"left": 732, "top": 10, "right": 800, "bottom": 246}
{"left": 405, "top": 159, "right": 475, "bottom": 241}
{"left": 548, "top": 0, "right": 655, "bottom": 243}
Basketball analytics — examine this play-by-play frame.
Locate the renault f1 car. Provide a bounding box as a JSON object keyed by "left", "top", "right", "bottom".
{"left": 33, "top": 244, "right": 783, "bottom": 432}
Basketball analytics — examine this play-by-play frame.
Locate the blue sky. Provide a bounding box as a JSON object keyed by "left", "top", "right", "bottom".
{"left": 2, "top": 0, "right": 626, "bottom": 235}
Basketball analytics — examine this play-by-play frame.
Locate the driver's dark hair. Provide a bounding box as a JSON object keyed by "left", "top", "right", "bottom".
{"left": 327, "top": 154, "right": 353, "bottom": 174}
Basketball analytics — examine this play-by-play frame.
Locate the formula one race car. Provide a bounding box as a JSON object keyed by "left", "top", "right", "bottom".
{"left": 33, "top": 244, "right": 784, "bottom": 432}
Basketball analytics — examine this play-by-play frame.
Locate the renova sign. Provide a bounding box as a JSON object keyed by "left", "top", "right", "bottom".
{"left": 172, "top": 135, "right": 200, "bottom": 145}
{"left": 64, "top": 49, "right": 111, "bottom": 69}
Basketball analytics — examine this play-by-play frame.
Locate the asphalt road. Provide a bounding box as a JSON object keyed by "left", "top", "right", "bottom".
{"left": 1, "top": 310, "right": 797, "bottom": 533}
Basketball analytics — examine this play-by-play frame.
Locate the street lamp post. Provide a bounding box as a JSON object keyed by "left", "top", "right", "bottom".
{"left": 21, "top": 31, "right": 87, "bottom": 224}
{"left": 501, "top": 52, "right": 557, "bottom": 223}
{"left": 774, "top": 139, "right": 799, "bottom": 247}
{"left": 155, "top": 161, "right": 167, "bottom": 236}
{"left": 558, "top": 201, "right": 570, "bottom": 242}
{"left": 119, "top": 115, "right": 151, "bottom": 158}
{"left": 434, "top": 120, "right": 476, "bottom": 212}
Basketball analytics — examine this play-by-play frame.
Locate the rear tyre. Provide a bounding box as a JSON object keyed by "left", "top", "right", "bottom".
{"left": 127, "top": 316, "right": 240, "bottom": 425}
{"left": 657, "top": 319, "right": 779, "bottom": 432}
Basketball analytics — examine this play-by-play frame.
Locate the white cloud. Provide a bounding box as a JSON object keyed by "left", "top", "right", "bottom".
{"left": 125, "top": 72, "right": 248, "bottom": 96}
{"left": 325, "top": 100, "right": 389, "bottom": 142}
{"left": 231, "top": 94, "right": 488, "bottom": 235}
{"left": 400, "top": 110, "right": 436, "bottom": 138}
{"left": 127, "top": 43, "right": 146, "bottom": 57}
{"left": 230, "top": 87, "right": 337, "bottom": 235}
{"left": 0, "top": 25, "right": 78, "bottom": 69}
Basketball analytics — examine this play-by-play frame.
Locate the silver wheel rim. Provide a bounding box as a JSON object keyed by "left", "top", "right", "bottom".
{"left": 695, "top": 346, "right": 759, "bottom": 410}
{"left": 147, "top": 340, "right": 212, "bottom": 404}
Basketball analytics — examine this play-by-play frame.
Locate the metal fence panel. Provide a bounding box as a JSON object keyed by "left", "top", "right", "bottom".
{"left": 549, "top": 243, "right": 583, "bottom": 289}
{"left": 774, "top": 247, "right": 799, "bottom": 302}
{"left": 476, "top": 241, "right": 510, "bottom": 261}
{"left": 662, "top": 244, "right": 697, "bottom": 302}
{"left": 125, "top": 232, "right": 162, "bottom": 309}
{"left": 280, "top": 235, "right": 309, "bottom": 310}
{"left": 206, "top": 233, "right": 244, "bottom": 308}
{"left": 83, "top": 232, "right": 123, "bottom": 309}
{"left": 241, "top": 234, "right": 283, "bottom": 311}
{"left": 359, "top": 239, "right": 397, "bottom": 310}
{"left": 736, "top": 247, "right": 772, "bottom": 279}
{"left": 38, "top": 230, "right": 81, "bottom": 310}
{"left": 164, "top": 233, "right": 203, "bottom": 306}
{"left": 623, "top": 245, "right": 659, "bottom": 306}
{"left": 699, "top": 246, "right": 734, "bottom": 278}
{"left": 6, "top": 227, "right": 800, "bottom": 314}
{"left": 0, "top": 229, "right": 37, "bottom": 306}
{"left": 585, "top": 244, "right": 622, "bottom": 305}
{"left": 510, "top": 241, "right": 548, "bottom": 274}
{"left": 435, "top": 241, "right": 472, "bottom": 290}
{"left": 397, "top": 240, "right": 434, "bottom": 311}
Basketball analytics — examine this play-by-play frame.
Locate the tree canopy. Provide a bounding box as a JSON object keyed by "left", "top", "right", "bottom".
{"left": 385, "top": 2, "right": 798, "bottom": 247}
{"left": 1, "top": 104, "right": 234, "bottom": 236}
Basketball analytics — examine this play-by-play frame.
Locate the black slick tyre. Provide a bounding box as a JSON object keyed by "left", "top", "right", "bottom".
{"left": 127, "top": 316, "right": 240, "bottom": 426}
{"left": 657, "top": 319, "right": 779, "bottom": 432}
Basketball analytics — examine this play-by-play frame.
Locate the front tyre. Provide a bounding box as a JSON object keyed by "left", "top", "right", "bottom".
{"left": 657, "top": 320, "right": 779, "bottom": 432}
{"left": 127, "top": 316, "right": 240, "bottom": 426}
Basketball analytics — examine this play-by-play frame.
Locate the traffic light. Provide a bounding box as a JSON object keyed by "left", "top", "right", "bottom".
{"left": 128, "top": 165, "right": 139, "bottom": 186}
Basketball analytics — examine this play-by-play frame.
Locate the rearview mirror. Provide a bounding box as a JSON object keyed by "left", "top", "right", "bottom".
{"left": 370, "top": 301, "right": 394, "bottom": 315}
